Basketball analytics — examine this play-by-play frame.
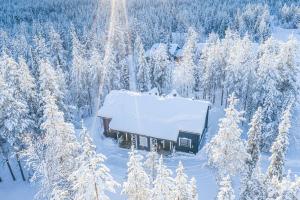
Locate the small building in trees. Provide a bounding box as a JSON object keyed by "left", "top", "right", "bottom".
{"left": 168, "top": 43, "right": 181, "bottom": 59}
{"left": 98, "top": 89, "right": 210, "bottom": 154}
{"left": 145, "top": 43, "right": 166, "bottom": 58}
{"left": 145, "top": 43, "right": 181, "bottom": 61}
{"left": 175, "top": 42, "right": 206, "bottom": 62}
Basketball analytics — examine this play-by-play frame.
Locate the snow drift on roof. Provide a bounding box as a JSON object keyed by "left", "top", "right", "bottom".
{"left": 98, "top": 90, "right": 210, "bottom": 141}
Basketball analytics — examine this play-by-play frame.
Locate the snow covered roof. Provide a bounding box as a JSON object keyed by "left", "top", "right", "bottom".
{"left": 98, "top": 90, "right": 210, "bottom": 141}
{"left": 196, "top": 43, "right": 206, "bottom": 52}
{"left": 176, "top": 43, "right": 206, "bottom": 58}
{"left": 145, "top": 43, "right": 165, "bottom": 58}
{"left": 175, "top": 49, "right": 183, "bottom": 58}
{"left": 169, "top": 43, "right": 180, "bottom": 56}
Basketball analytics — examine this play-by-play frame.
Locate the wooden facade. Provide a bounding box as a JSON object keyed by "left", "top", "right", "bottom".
{"left": 100, "top": 106, "right": 209, "bottom": 154}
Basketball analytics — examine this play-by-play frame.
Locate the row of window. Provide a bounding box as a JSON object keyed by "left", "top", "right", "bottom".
{"left": 138, "top": 136, "right": 191, "bottom": 148}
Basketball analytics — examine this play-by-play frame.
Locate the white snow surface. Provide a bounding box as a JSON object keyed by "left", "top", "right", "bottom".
{"left": 271, "top": 27, "right": 300, "bottom": 42}
{"left": 2, "top": 27, "right": 300, "bottom": 200}
{"left": 98, "top": 90, "right": 210, "bottom": 141}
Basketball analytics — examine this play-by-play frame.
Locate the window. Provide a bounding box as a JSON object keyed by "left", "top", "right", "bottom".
{"left": 139, "top": 136, "right": 148, "bottom": 147}
{"left": 179, "top": 137, "right": 191, "bottom": 148}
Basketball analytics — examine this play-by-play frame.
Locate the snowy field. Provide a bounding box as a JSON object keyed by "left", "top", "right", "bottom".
{"left": 1, "top": 27, "right": 300, "bottom": 199}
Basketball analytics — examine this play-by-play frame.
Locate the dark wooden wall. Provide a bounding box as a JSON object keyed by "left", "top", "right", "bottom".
{"left": 175, "top": 131, "right": 200, "bottom": 154}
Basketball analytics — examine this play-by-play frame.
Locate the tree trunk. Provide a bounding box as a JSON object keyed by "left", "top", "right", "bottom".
{"left": 244, "top": 87, "right": 249, "bottom": 112}
{"left": 94, "top": 182, "right": 99, "bottom": 200}
{"left": 88, "top": 88, "right": 93, "bottom": 115}
{"left": 16, "top": 154, "right": 26, "bottom": 181}
{"left": 212, "top": 84, "right": 216, "bottom": 104}
{"left": 225, "top": 90, "right": 228, "bottom": 108}
{"left": 6, "top": 159, "right": 16, "bottom": 181}
{"left": 221, "top": 86, "right": 224, "bottom": 106}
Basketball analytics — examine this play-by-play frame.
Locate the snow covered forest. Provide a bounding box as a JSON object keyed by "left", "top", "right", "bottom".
{"left": 0, "top": 0, "right": 300, "bottom": 199}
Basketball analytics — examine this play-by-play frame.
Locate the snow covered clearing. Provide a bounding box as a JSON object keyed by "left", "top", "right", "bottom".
{"left": 2, "top": 96, "right": 300, "bottom": 199}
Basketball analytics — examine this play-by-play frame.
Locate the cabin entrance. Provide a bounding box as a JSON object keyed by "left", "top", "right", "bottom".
{"left": 156, "top": 139, "right": 173, "bottom": 155}
{"left": 117, "top": 132, "right": 132, "bottom": 149}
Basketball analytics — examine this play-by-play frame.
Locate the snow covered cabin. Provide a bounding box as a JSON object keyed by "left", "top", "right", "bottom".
{"left": 98, "top": 90, "right": 210, "bottom": 154}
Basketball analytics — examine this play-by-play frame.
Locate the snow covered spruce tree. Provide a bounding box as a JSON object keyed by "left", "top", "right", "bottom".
{"left": 265, "top": 111, "right": 295, "bottom": 200}
{"left": 267, "top": 106, "right": 292, "bottom": 182}
{"left": 18, "top": 56, "right": 37, "bottom": 106}
{"left": 24, "top": 91, "right": 80, "bottom": 200}
{"left": 144, "top": 146, "right": 159, "bottom": 182}
{"left": 119, "top": 58, "right": 130, "bottom": 90}
{"left": 151, "top": 156, "right": 175, "bottom": 200}
{"left": 225, "top": 35, "right": 256, "bottom": 113}
{"left": 25, "top": 54, "right": 79, "bottom": 199}
{"left": 0, "top": 53, "right": 37, "bottom": 180}
{"left": 201, "top": 32, "right": 226, "bottom": 103}
{"left": 0, "top": 72, "right": 22, "bottom": 181}
{"left": 174, "top": 161, "right": 191, "bottom": 200}
{"left": 279, "top": 4, "right": 300, "bottom": 29}
{"left": 256, "top": 38, "right": 282, "bottom": 151}
{"left": 189, "top": 177, "right": 199, "bottom": 200}
{"left": 105, "top": 49, "right": 120, "bottom": 91}
{"left": 150, "top": 44, "right": 171, "bottom": 95}
{"left": 122, "top": 146, "right": 151, "bottom": 200}
{"left": 217, "top": 175, "right": 235, "bottom": 200}
{"left": 70, "top": 27, "right": 91, "bottom": 113}
{"left": 89, "top": 46, "right": 103, "bottom": 83}
{"left": 206, "top": 94, "right": 249, "bottom": 178}
{"left": 244, "top": 107, "right": 263, "bottom": 177}
{"left": 235, "top": 4, "right": 271, "bottom": 42}
{"left": 254, "top": 36, "right": 298, "bottom": 151}
{"left": 134, "top": 35, "right": 150, "bottom": 92}
{"left": 201, "top": 33, "right": 220, "bottom": 101}
{"left": 48, "top": 25, "right": 67, "bottom": 72}
{"left": 0, "top": 53, "right": 34, "bottom": 145}
{"left": 31, "top": 33, "right": 51, "bottom": 76}
{"left": 70, "top": 123, "right": 118, "bottom": 200}
{"left": 240, "top": 107, "right": 267, "bottom": 200}
{"left": 38, "top": 58, "right": 68, "bottom": 118}
{"left": 173, "top": 27, "right": 197, "bottom": 97}
{"left": 276, "top": 36, "right": 299, "bottom": 109}
{"left": 276, "top": 172, "right": 300, "bottom": 200}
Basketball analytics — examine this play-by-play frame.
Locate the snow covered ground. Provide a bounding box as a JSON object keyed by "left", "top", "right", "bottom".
{"left": 1, "top": 27, "right": 300, "bottom": 199}
{"left": 2, "top": 104, "right": 300, "bottom": 200}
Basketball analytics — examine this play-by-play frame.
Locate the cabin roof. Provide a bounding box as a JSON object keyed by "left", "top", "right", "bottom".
{"left": 145, "top": 43, "right": 166, "bottom": 58}
{"left": 176, "top": 42, "right": 206, "bottom": 58}
{"left": 169, "top": 43, "right": 180, "bottom": 56}
{"left": 98, "top": 90, "right": 210, "bottom": 141}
